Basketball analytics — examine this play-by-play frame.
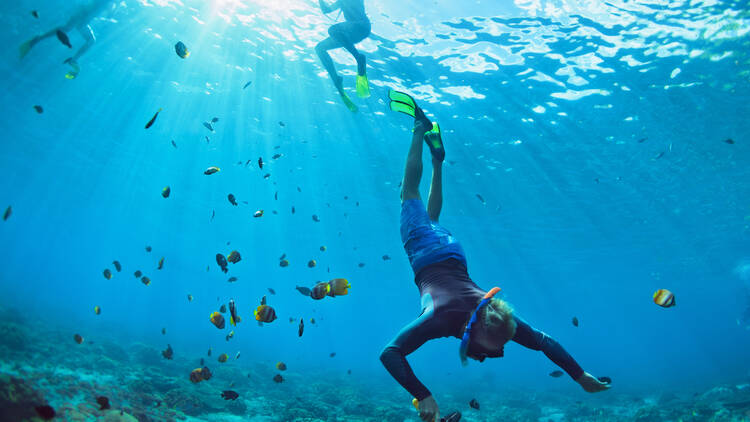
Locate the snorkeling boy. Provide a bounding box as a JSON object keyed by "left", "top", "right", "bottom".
{"left": 19, "top": 0, "right": 115, "bottom": 79}
{"left": 315, "top": 0, "right": 371, "bottom": 112}
{"left": 380, "top": 91, "right": 611, "bottom": 422}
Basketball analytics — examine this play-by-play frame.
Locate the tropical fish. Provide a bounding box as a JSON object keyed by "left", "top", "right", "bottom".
{"left": 190, "top": 366, "right": 212, "bottom": 383}
{"left": 228, "top": 277, "right": 237, "bottom": 282}
{"left": 33, "top": 105, "right": 43, "bottom": 114}
{"left": 274, "top": 191, "right": 278, "bottom": 200}
{"left": 258, "top": 157, "right": 263, "bottom": 169}
{"left": 216, "top": 254, "right": 228, "bottom": 273}
{"left": 174, "top": 41, "right": 189, "bottom": 58}
{"left": 273, "top": 374, "right": 283, "bottom": 383}
{"left": 204, "top": 166, "right": 220, "bottom": 175}
{"left": 308, "top": 259, "right": 316, "bottom": 268}
{"left": 218, "top": 353, "right": 228, "bottom": 363}
{"left": 103, "top": 269, "right": 113, "bottom": 280}
{"left": 134, "top": 270, "right": 142, "bottom": 278}
{"left": 476, "top": 194, "right": 486, "bottom": 204}
{"left": 311, "top": 282, "right": 330, "bottom": 300}
{"left": 549, "top": 370, "right": 564, "bottom": 378}
{"left": 141, "top": 276, "right": 151, "bottom": 286}
{"left": 34, "top": 405, "right": 54, "bottom": 420}
{"left": 254, "top": 304, "right": 277, "bottom": 323}
{"left": 171, "top": 139, "right": 177, "bottom": 148}
{"left": 228, "top": 194, "right": 238, "bottom": 206}
{"left": 162, "top": 186, "right": 170, "bottom": 198}
{"left": 382, "top": 255, "right": 391, "bottom": 261}
{"left": 358, "top": 263, "right": 365, "bottom": 268}
{"left": 276, "top": 362, "right": 287, "bottom": 371}
{"left": 653, "top": 289, "right": 675, "bottom": 308}
{"left": 328, "top": 278, "right": 350, "bottom": 297}
{"left": 157, "top": 257, "right": 164, "bottom": 270}
{"left": 298, "top": 319, "right": 304, "bottom": 337}
{"left": 145, "top": 108, "right": 162, "bottom": 129}
{"left": 203, "top": 122, "right": 214, "bottom": 131}
{"left": 221, "top": 390, "right": 239, "bottom": 400}
{"left": 310, "top": 318, "right": 316, "bottom": 324}
{"left": 3, "top": 206, "right": 10, "bottom": 221}
{"left": 210, "top": 311, "right": 226, "bottom": 329}
{"left": 162, "top": 344, "right": 173, "bottom": 360}
{"left": 320, "top": 246, "right": 327, "bottom": 252}
{"left": 243, "top": 81, "right": 252, "bottom": 89}
{"left": 295, "top": 286, "right": 311, "bottom": 296}
{"left": 724, "top": 138, "right": 734, "bottom": 144}
{"left": 74, "top": 334, "right": 83, "bottom": 344}
{"left": 96, "top": 396, "right": 110, "bottom": 410}
{"left": 291, "top": 206, "right": 295, "bottom": 214}
{"left": 161, "top": 328, "right": 166, "bottom": 335}
{"left": 187, "top": 294, "right": 193, "bottom": 302}
{"left": 279, "top": 121, "right": 285, "bottom": 127}
{"left": 56, "top": 30, "right": 72, "bottom": 48}
{"left": 235, "top": 351, "right": 240, "bottom": 359}
{"left": 312, "top": 214, "right": 320, "bottom": 222}
{"left": 94, "top": 306, "right": 101, "bottom": 315}
{"left": 208, "top": 347, "right": 212, "bottom": 356}
{"left": 280, "top": 259, "right": 289, "bottom": 267}
{"left": 268, "top": 287, "right": 275, "bottom": 295}
{"left": 254, "top": 210, "right": 264, "bottom": 218}
{"left": 260, "top": 296, "right": 267, "bottom": 306}
{"left": 329, "top": 352, "right": 336, "bottom": 358}
{"left": 263, "top": 173, "right": 270, "bottom": 179}
{"left": 227, "top": 251, "right": 241, "bottom": 264}
{"left": 272, "top": 153, "right": 282, "bottom": 160}
{"left": 469, "top": 398, "right": 480, "bottom": 410}
{"left": 225, "top": 330, "right": 234, "bottom": 341}
{"left": 145, "top": 246, "right": 152, "bottom": 252}
{"left": 219, "top": 304, "right": 227, "bottom": 313}
{"left": 212, "top": 117, "right": 219, "bottom": 123}
{"left": 31, "top": 10, "right": 39, "bottom": 18}
{"left": 229, "top": 299, "right": 240, "bottom": 326}
{"left": 112, "top": 261, "right": 121, "bottom": 272}
{"left": 572, "top": 317, "right": 579, "bottom": 327}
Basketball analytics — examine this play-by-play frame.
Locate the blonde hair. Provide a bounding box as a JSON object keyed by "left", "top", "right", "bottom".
{"left": 479, "top": 298, "right": 517, "bottom": 344}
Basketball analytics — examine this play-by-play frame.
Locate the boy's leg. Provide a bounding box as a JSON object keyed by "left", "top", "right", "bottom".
{"left": 400, "top": 123, "right": 428, "bottom": 201}
{"left": 427, "top": 158, "right": 443, "bottom": 221}
{"left": 315, "top": 37, "right": 343, "bottom": 89}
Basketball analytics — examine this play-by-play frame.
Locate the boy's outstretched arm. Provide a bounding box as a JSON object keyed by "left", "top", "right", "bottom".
{"left": 319, "top": 0, "right": 342, "bottom": 14}
{"left": 512, "top": 316, "right": 611, "bottom": 393}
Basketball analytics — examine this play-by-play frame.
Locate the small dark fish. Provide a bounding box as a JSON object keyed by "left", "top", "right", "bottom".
{"left": 146, "top": 246, "right": 152, "bottom": 252}
{"left": 162, "top": 344, "right": 173, "bottom": 360}
{"left": 174, "top": 41, "right": 189, "bottom": 58}
{"left": 96, "top": 396, "right": 110, "bottom": 410}
{"left": 145, "top": 108, "right": 162, "bottom": 129}
{"left": 347, "top": 369, "right": 351, "bottom": 375}
{"left": 469, "top": 398, "right": 480, "bottom": 410}
{"left": 74, "top": 334, "right": 83, "bottom": 344}
{"left": 549, "top": 370, "right": 564, "bottom": 378}
{"left": 382, "top": 255, "right": 391, "bottom": 261}
{"left": 35, "top": 405, "right": 55, "bottom": 420}
{"left": 31, "top": 10, "right": 39, "bottom": 18}
{"left": 243, "top": 81, "right": 252, "bottom": 89}
{"left": 312, "top": 214, "right": 320, "bottom": 222}
{"left": 216, "top": 254, "right": 228, "bottom": 273}
{"left": 280, "top": 253, "right": 286, "bottom": 260}
{"left": 654, "top": 151, "right": 664, "bottom": 160}
{"left": 273, "top": 374, "right": 284, "bottom": 383}
{"left": 171, "top": 139, "right": 177, "bottom": 148}
{"left": 358, "top": 262, "right": 365, "bottom": 268}
{"left": 212, "top": 117, "right": 219, "bottom": 123}
{"left": 296, "top": 286, "right": 311, "bottom": 296}
{"left": 260, "top": 295, "right": 267, "bottom": 306}
{"left": 598, "top": 376, "right": 612, "bottom": 384}
{"left": 291, "top": 206, "right": 295, "bottom": 214}
{"left": 268, "top": 287, "right": 276, "bottom": 295}
{"left": 724, "top": 138, "right": 735, "bottom": 144}
{"left": 443, "top": 411, "right": 462, "bottom": 422}
{"left": 297, "top": 186, "right": 301, "bottom": 192}
{"left": 134, "top": 270, "right": 142, "bottom": 278}
{"left": 162, "top": 186, "right": 170, "bottom": 198}
{"left": 329, "top": 352, "right": 336, "bottom": 358}
{"left": 272, "top": 153, "right": 282, "bottom": 160}
{"left": 227, "top": 250, "right": 241, "bottom": 263}
{"left": 298, "top": 318, "right": 304, "bottom": 337}
{"left": 208, "top": 347, "right": 212, "bottom": 356}
{"left": 3, "top": 206, "right": 10, "bottom": 221}
{"left": 112, "top": 261, "right": 121, "bottom": 272}
{"left": 33, "top": 105, "right": 43, "bottom": 114}
{"left": 203, "top": 122, "right": 214, "bottom": 131}
{"left": 279, "top": 121, "right": 285, "bottom": 127}
{"left": 157, "top": 257, "right": 164, "bottom": 270}
{"left": 221, "top": 390, "right": 239, "bottom": 400}
{"left": 258, "top": 157, "right": 264, "bottom": 169}
{"left": 274, "top": 191, "right": 278, "bottom": 200}
{"left": 211, "top": 210, "right": 215, "bottom": 221}
{"left": 228, "top": 277, "right": 238, "bottom": 282}
{"left": 56, "top": 30, "right": 72, "bottom": 48}
{"left": 637, "top": 137, "right": 647, "bottom": 143}
{"left": 103, "top": 269, "right": 112, "bottom": 280}
{"left": 228, "top": 194, "right": 238, "bottom": 206}
{"left": 161, "top": 327, "right": 166, "bottom": 335}
{"left": 220, "top": 304, "right": 227, "bottom": 313}
{"left": 141, "top": 276, "right": 151, "bottom": 286}
{"left": 263, "top": 173, "right": 271, "bottom": 179}
{"left": 476, "top": 194, "right": 486, "bottom": 204}
{"left": 200, "top": 358, "right": 204, "bottom": 365}
{"left": 205, "top": 136, "right": 210, "bottom": 143}
{"left": 572, "top": 317, "right": 579, "bottom": 327}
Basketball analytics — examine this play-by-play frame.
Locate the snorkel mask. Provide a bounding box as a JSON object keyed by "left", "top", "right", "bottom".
{"left": 459, "top": 287, "right": 501, "bottom": 366}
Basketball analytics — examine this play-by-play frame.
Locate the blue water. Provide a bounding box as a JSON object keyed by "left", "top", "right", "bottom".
{"left": 1, "top": 0, "right": 749, "bottom": 420}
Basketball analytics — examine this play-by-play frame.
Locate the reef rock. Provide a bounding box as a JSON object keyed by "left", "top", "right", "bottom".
{"left": 0, "top": 374, "right": 46, "bottom": 421}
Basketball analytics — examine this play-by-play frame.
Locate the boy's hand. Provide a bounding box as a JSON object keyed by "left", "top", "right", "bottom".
{"left": 576, "top": 372, "right": 611, "bottom": 393}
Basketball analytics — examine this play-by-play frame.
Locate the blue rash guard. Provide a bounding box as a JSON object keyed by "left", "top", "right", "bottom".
{"left": 380, "top": 200, "right": 585, "bottom": 401}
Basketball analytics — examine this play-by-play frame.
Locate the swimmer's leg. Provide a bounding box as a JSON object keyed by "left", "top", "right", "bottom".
{"left": 328, "top": 24, "right": 367, "bottom": 76}
{"left": 401, "top": 119, "right": 431, "bottom": 202}
{"left": 315, "top": 36, "right": 344, "bottom": 90}
{"left": 66, "top": 25, "right": 96, "bottom": 64}
{"left": 426, "top": 156, "right": 443, "bottom": 222}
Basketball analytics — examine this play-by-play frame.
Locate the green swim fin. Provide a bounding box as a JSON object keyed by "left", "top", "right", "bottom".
{"left": 338, "top": 88, "right": 358, "bottom": 112}
{"left": 64, "top": 59, "right": 80, "bottom": 80}
{"left": 356, "top": 74, "right": 370, "bottom": 98}
{"left": 388, "top": 90, "right": 416, "bottom": 117}
{"left": 19, "top": 38, "right": 37, "bottom": 60}
{"left": 424, "top": 122, "right": 444, "bottom": 162}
